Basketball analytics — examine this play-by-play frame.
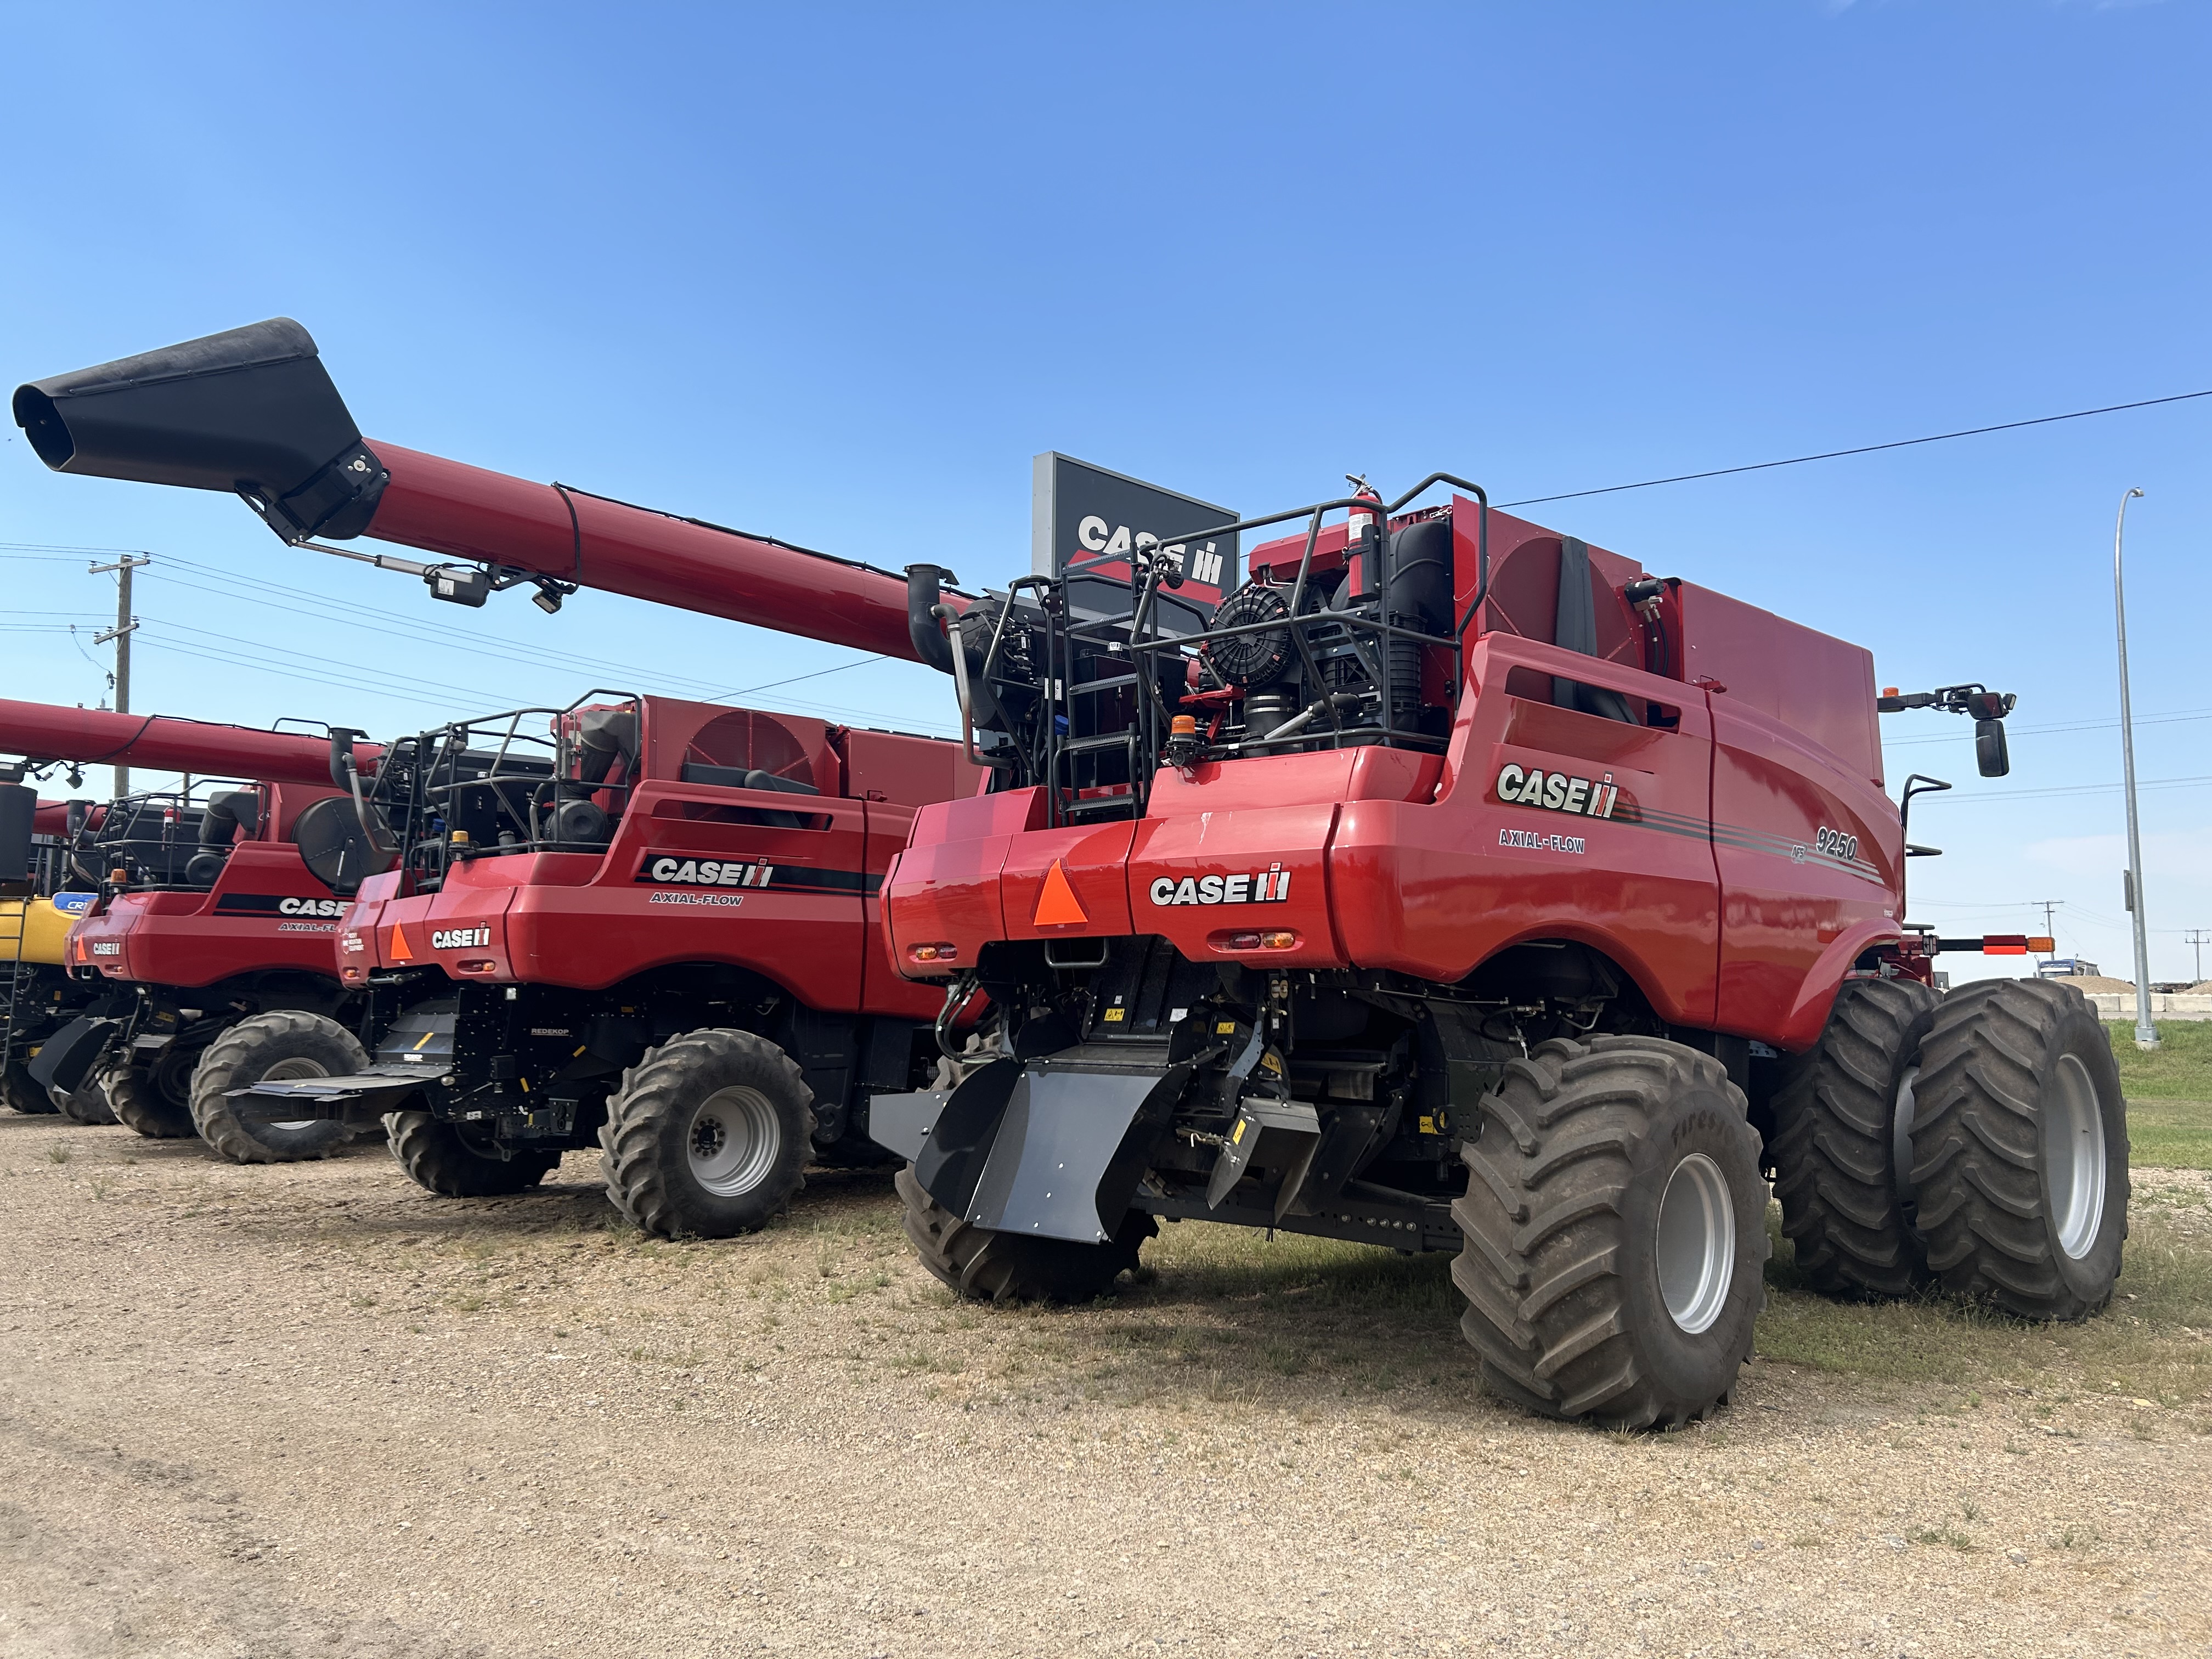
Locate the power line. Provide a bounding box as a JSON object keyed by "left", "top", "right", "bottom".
{"left": 1920, "top": 772, "right": 2212, "bottom": 803}
{"left": 1886, "top": 707, "right": 2212, "bottom": 747}
{"left": 1498, "top": 388, "right": 2212, "bottom": 509}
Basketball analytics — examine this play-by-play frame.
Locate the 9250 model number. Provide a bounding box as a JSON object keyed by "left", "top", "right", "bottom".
{"left": 1815, "top": 825, "right": 1860, "bottom": 863}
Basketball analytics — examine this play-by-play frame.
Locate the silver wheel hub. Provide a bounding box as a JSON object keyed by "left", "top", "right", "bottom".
{"left": 258, "top": 1056, "right": 329, "bottom": 1132}
{"left": 2046, "top": 1053, "right": 2107, "bottom": 1260}
{"left": 687, "top": 1086, "right": 781, "bottom": 1198}
{"left": 1656, "top": 1153, "right": 1736, "bottom": 1335}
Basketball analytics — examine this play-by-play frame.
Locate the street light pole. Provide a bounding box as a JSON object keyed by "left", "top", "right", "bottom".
{"left": 2113, "top": 488, "right": 2158, "bottom": 1051}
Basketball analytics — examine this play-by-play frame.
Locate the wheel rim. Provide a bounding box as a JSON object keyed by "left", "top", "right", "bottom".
{"left": 2046, "top": 1053, "right": 2107, "bottom": 1260}
{"left": 1656, "top": 1153, "right": 1736, "bottom": 1335}
{"left": 258, "top": 1056, "right": 330, "bottom": 1133}
{"left": 687, "top": 1087, "right": 781, "bottom": 1197}
{"left": 1891, "top": 1063, "right": 1922, "bottom": 1204}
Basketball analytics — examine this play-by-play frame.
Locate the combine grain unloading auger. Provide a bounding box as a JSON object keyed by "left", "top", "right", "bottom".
{"left": 877, "top": 482, "right": 2120, "bottom": 1428}
{"left": 0, "top": 702, "right": 381, "bottom": 1149}
{"left": 13, "top": 317, "right": 961, "bottom": 656}
{"left": 15, "top": 321, "right": 984, "bottom": 1232}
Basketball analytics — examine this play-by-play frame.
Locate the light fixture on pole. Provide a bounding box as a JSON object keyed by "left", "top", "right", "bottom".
{"left": 2112, "top": 487, "right": 2158, "bottom": 1051}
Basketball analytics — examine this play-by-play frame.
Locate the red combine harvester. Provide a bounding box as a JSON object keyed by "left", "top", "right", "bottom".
{"left": 215, "top": 691, "right": 979, "bottom": 1231}
{"left": 878, "top": 481, "right": 2122, "bottom": 1427}
{"left": 16, "top": 320, "right": 984, "bottom": 1234}
{"left": 0, "top": 698, "right": 382, "bottom": 1156}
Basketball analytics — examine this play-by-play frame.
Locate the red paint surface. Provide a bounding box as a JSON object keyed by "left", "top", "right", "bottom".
{"left": 885, "top": 500, "right": 1906, "bottom": 1052}
{"left": 0, "top": 699, "right": 375, "bottom": 788}
{"left": 366, "top": 443, "right": 961, "bottom": 664}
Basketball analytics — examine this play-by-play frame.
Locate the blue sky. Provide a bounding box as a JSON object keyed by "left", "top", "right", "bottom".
{"left": 2, "top": 2, "right": 2206, "bottom": 984}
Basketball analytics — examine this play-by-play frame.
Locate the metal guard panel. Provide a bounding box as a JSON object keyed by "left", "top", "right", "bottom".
{"left": 968, "top": 1060, "right": 1187, "bottom": 1245}
{"left": 230, "top": 1062, "right": 448, "bottom": 1114}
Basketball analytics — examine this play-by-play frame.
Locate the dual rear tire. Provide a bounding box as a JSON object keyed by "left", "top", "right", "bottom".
{"left": 1768, "top": 975, "right": 2126, "bottom": 1322}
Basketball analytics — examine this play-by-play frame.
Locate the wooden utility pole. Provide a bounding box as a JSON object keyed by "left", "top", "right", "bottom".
{"left": 89, "top": 555, "right": 148, "bottom": 797}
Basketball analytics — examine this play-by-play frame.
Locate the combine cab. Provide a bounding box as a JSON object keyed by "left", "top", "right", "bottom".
{"left": 880, "top": 479, "right": 2126, "bottom": 1426}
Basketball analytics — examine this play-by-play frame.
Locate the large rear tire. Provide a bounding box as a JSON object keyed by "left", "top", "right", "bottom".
{"left": 1451, "top": 1035, "right": 1769, "bottom": 1429}
{"left": 895, "top": 1164, "right": 1156, "bottom": 1302}
{"left": 1768, "top": 976, "right": 1939, "bottom": 1299}
{"left": 190, "top": 1011, "right": 364, "bottom": 1164}
{"left": 600, "top": 1028, "right": 816, "bottom": 1238}
{"left": 1908, "top": 979, "right": 2128, "bottom": 1321}
{"left": 4, "top": 1060, "right": 60, "bottom": 1115}
{"left": 105, "top": 1056, "right": 199, "bottom": 1139}
{"left": 386, "top": 1109, "right": 561, "bottom": 1198}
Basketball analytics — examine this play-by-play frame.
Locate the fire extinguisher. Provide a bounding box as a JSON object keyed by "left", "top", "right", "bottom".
{"left": 1345, "top": 473, "right": 1383, "bottom": 592}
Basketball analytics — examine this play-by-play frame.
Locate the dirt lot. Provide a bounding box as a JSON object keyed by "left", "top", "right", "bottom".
{"left": 2, "top": 1114, "right": 2209, "bottom": 1659}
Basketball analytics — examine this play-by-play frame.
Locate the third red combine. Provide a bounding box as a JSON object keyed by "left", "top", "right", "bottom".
{"left": 878, "top": 478, "right": 2124, "bottom": 1427}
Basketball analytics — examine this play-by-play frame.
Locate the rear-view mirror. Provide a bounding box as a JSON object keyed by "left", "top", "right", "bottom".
{"left": 1974, "top": 718, "right": 2010, "bottom": 778}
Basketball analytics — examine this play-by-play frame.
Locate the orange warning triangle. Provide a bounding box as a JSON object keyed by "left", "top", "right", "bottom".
{"left": 388, "top": 924, "right": 413, "bottom": 962}
{"left": 1032, "top": 860, "right": 1089, "bottom": 927}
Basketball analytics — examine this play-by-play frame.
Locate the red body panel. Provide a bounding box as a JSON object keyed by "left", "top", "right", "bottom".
{"left": 71, "top": 839, "right": 347, "bottom": 988}
{"left": 339, "top": 699, "right": 968, "bottom": 1024}
{"left": 885, "top": 501, "right": 1905, "bottom": 1052}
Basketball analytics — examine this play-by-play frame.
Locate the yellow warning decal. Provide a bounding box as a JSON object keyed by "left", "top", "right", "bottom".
{"left": 1232, "top": 1118, "right": 1246, "bottom": 1144}
{"left": 1260, "top": 1050, "right": 1283, "bottom": 1076}
{"left": 1216, "top": 1019, "right": 1237, "bottom": 1035}
{"left": 1104, "top": 1007, "right": 1125, "bottom": 1022}
{"left": 1418, "top": 1115, "right": 1437, "bottom": 1137}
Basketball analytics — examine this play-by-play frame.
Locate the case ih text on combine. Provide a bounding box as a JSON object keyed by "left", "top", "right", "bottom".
{"left": 15, "top": 320, "right": 982, "bottom": 1235}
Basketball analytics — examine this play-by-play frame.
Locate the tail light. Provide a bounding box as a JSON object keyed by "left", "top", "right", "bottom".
{"left": 910, "top": 943, "right": 958, "bottom": 963}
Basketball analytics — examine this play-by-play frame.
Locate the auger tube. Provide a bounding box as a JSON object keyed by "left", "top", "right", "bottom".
{"left": 16, "top": 320, "right": 966, "bottom": 662}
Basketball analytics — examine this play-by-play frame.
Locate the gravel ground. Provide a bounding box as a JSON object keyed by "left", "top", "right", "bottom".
{"left": 2, "top": 1113, "right": 2209, "bottom": 1658}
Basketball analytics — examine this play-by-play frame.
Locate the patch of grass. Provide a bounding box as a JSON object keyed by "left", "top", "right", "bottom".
{"left": 2125, "top": 1098, "right": 2212, "bottom": 1171}
{"left": 2108, "top": 1020, "right": 2212, "bottom": 1101}
{"left": 44, "top": 1145, "right": 71, "bottom": 1165}
{"left": 1760, "top": 1205, "right": 2212, "bottom": 1401}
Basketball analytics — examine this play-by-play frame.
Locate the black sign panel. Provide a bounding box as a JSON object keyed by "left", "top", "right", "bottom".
{"left": 1031, "top": 454, "right": 1238, "bottom": 636}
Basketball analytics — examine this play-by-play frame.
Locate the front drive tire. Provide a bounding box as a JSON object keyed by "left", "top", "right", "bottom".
{"left": 1908, "top": 979, "right": 2128, "bottom": 1321}
{"left": 190, "top": 1011, "right": 365, "bottom": 1164}
{"left": 386, "top": 1109, "right": 562, "bottom": 1198}
{"left": 1452, "top": 1035, "right": 1769, "bottom": 1429}
{"left": 1768, "top": 976, "right": 1940, "bottom": 1299}
{"left": 895, "top": 1165, "right": 1158, "bottom": 1302}
{"left": 600, "top": 1029, "right": 816, "bottom": 1238}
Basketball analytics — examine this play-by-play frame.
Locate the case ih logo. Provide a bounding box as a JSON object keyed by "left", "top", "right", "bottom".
{"left": 280, "top": 897, "right": 347, "bottom": 918}
{"left": 1494, "top": 763, "right": 1621, "bottom": 821}
{"left": 1078, "top": 517, "right": 1227, "bottom": 590}
{"left": 1147, "top": 865, "right": 1293, "bottom": 907}
{"left": 216, "top": 894, "right": 349, "bottom": 918}
{"left": 431, "top": 927, "right": 492, "bottom": 950}
{"left": 639, "top": 855, "right": 775, "bottom": 889}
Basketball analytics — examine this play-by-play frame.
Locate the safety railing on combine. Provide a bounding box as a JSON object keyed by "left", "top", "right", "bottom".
{"left": 1035, "top": 475, "right": 1491, "bottom": 828}
{"left": 399, "top": 692, "right": 643, "bottom": 882}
